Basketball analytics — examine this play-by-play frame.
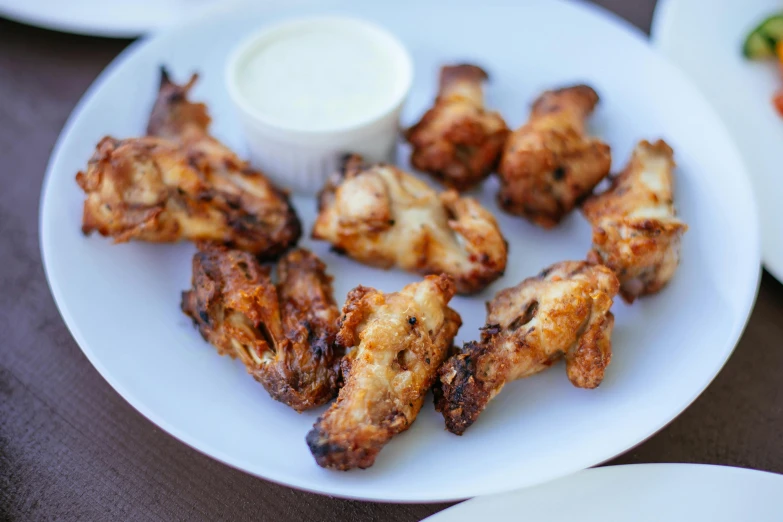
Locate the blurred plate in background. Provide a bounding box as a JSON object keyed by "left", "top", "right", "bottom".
{"left": 0, "top": 0, "right": 223, "bottom": 38}
{"left": 425, "top": 464, "right": 783, "bottom": 521}
{"left": 652, "top": 0, "right": 783, "bottom": 283}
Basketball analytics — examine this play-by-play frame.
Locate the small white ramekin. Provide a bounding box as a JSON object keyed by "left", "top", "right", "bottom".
{"left": 225, "top": 16, "right": 413, "bottom": 194}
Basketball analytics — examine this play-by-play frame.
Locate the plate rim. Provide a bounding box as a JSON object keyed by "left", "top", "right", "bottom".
{"left": 38, "top": 0, "right": 763, "bottom": 502}
{"left": 0, "top": 0, "right": 246, "bottom": 39}
{"left": 425, "top": 463, "right": 783, "bottom": 520}
{"left": 0, "top": 1, "right": 148, "bottom": 38}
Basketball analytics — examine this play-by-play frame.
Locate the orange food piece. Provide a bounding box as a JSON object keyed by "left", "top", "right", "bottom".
{"left": 775, "top": 42, "right": 783, "bottom": 116}
{"left": 774, "top": 90, "right": 783, "bottom": 117}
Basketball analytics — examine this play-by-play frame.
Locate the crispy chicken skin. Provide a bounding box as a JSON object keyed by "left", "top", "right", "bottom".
{"left": 312, "top": 155, "right": 508, "bottom": 295}
{"left": 582, "top": 140, "right": 688, "bottom": 303}
{"left": 306, "top": 275, "right": 462, "bottom": 470}
{"left": 76, "top": 69, "right": 300, "bottom": 259}
{"left": 497, "top": 85, "right": 611, "bottom": 228}
{"left": 147, "top": 69, "right": 212, "bottom": 142}
{"left": 405, "top": 64, "right": 509, "bottom": 191}
{"left": 181, "top": 244, "right": 342, "bottom": 412}
{"left": 435, "top": 261, "right": 619, "bottom": 435}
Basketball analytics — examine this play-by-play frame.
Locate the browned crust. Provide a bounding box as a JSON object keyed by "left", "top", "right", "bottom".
{"left": 566, "top": 311, "right": 614, "bottom": 388}
{"left": 496, "top": 84, "right": 610, "bottom": 228}
{"left": 405, "top": 64, "right": 508, "bottom": 191}
{"left": 181, "top": 243, "right": 278, "bottom": 358}
{"left": 77, "top": 136, "right": 301, "bottom": 259}
{"left": 312, "top": 157, "right": 507, "bottom": 295}
{"left": 530, "top": 84, "right": 600, "bottom": 119}
{"left": 438, "top": 190, "right": 508, "bottom": 294}
{"left": 315, "top": 154, "right": 365, "bottom": 215}
{"left": 261, "top": 248, "right": 343, "bottom": 409}
{"left": 77, "top": 69, "right": 301, "bottom": 259}
{"left": 582, "top": 140, "right": 688, "bottom": 303}
{"left": 181, "top": 244, "right": 341, "bottom": 412}
{"left": 307, "top": 275, "right": 461, "bottom": 469}
{"left": 435, "top": 261, "right": 618, "bottom": 435}
{"left": 432, "top": 340, "right": 493, "bottom": 435}
{"left": 586, "top": 219, "right": 687, "bottom": 303}
{"left": 439, "top": 63, "right": 489, "bottom": 92}
{"left": 146, "top": 67, "right": 210, "bottom": 139}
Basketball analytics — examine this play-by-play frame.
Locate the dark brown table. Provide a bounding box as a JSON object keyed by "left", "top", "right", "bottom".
{"left": 2, "top": 1, "right": 782, "bottom": 520}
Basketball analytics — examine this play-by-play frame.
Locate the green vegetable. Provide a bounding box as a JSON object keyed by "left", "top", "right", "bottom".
{"left": 743, "top": 14, "right": 783, "bottom": 59}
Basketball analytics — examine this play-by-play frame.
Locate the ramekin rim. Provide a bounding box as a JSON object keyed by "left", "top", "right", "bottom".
{"left": 224, "top": 15, "right": 414, "bottom": 137}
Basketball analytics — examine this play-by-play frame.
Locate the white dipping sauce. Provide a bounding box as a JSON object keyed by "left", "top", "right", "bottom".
{"left": 237, "top": 27, "right": 402, "bottom": 131}
{"left": 226, "top": 17, "right": 412, "bottom": 192}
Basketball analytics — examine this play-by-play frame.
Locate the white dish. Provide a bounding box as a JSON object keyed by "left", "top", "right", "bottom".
{"left": 425, "top": 464, "right": 783, "bottom": 521}
{"left": 0, "top": 0, "right": 226, "bottom": 38}
{"left": 226, "top": 15, "right": 413, "bottom": 193}
{"left": 652, "top": 0, "right": 783, "bottom": 283}
{"left": 40, "top": 0, "right": 760, "bottom": 502}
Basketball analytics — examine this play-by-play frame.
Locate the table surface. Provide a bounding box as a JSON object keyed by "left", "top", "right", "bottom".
{"left": 2, "top": 1, "right": 782, "bottom": 520}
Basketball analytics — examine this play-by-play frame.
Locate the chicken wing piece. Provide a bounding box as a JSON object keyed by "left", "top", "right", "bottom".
{"left": 146, "top": 68, "right": 212, "bottom": 143}
{"left": 306, "top": 275, "right": 462, "bottom": 470}
{"left": 312, "top": 155, "right": 508, "bottom": 295}
{"left": 435, "top": 261, "right": 619, "bottom": 435}
{"left": 405, "top": 64, "right": 509, "bottom": 191}
{"left": 581, "top": 140, "right": 688, "bottom": 303}
{"left": 181, "top": 244, "right": 341, "bottom": 412}
{"left": 76, "top": 69, "right": 301, "bottom": 259}
{"left": 497, "top": 84, "right": 611, "bottom": 228}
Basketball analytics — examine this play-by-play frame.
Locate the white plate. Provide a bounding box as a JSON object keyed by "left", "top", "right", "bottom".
{"left": 0, "top": 0, "right": 223, "bottom": 38}
{"left": 652, "top": 0, "right": 783, "bottom": 283}
{"left": 425, "top": 464, "right": 783, "bottom": 521}
{"left": 39, "top": 0, "right": 760, "bottom": 502}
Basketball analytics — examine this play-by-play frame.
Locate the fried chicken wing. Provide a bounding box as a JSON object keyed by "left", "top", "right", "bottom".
{"left": 76, "top": 69, "right": 301, "bottom": 259}
{"left": 312, "top": 155, "right": 508, "bottom": 295}
{"left": 435, "top": 261, "right": 619, "bottom": 435}
{"left": 582, "top": 140, "right": 688, "bottom": 303}
{"left": 405, "top": 64, "right": 509, "bottom": 191}
{"left": 306, "top": 275, "right": 462, "bottom": 470}
{"left": 181, "top": 244, "right": 341, "bottom": 412}
{"left": 497, "top": 84, "right": 611, "bottom": 228}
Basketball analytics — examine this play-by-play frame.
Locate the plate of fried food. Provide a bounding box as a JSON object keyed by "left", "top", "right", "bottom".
{"left": 40, "top": 0, "right": 760, "bottom": 502}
